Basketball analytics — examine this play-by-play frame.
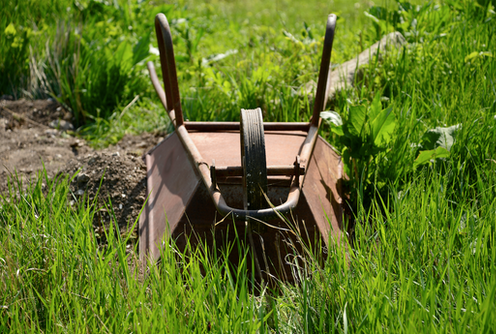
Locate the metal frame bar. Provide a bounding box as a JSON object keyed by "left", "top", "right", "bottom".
{"left": 184, "top": 121, "right": 311, "bottom": 132}
{"left": 312, "top": 14, "right": 336, "bottom": 126}
{"left": 214, "top": 165, "right": 305, "bottom": 177}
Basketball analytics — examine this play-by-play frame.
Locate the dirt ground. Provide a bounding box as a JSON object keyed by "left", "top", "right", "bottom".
{"left": 0, "top": 97, "right": 164, "bottom": 234}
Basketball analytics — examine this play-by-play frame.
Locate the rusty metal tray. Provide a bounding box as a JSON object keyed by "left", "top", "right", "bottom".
{"left": 139, "top": 13, "right": 346, "bottom": 279}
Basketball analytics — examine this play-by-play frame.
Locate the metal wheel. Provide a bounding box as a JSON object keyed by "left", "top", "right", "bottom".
{"left": 240, "top": 108, "right": 268, "bottom": 211}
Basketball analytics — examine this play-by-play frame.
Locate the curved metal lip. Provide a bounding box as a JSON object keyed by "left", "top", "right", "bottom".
{"left": 213, "top": 187, "right": 300, "bottom": 220}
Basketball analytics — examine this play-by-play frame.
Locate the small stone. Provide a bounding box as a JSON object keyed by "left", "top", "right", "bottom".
{"left": 63, "top": 112, "right": 72, "bottom": 121}
{"left": 19, "top": 168, "right": 33, "bottom": 174}
{"left": 44, "top": 129, "right": 59, "bottom": 137}
{"left": 70, "top": 140, "right": 84, "bottom": 148}
{"left": 75, "top": 189, "right": 85, "bottom": 196}
{"left": 76, "top": 173, "right": 90, "bottom": 184}
{"left": 112, "top": 152, "right": 120, "bottom": 157}
{"left": 49, "top": 119, "right": 74, "bottom": 132}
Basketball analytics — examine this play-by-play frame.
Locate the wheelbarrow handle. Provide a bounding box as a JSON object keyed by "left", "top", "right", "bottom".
{"left": 147, "top": 61, "right": 178, "bottom": 125}
{"left": 152, "top": 13, "right": 184, "bottom": 128}
{"left": 312, "top": 14, "right": 337, "bottom": 126}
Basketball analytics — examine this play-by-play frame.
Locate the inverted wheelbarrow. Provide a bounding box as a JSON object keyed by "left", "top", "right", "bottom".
{"left": 140, "top": 13, "right": 346, "bottom": 279}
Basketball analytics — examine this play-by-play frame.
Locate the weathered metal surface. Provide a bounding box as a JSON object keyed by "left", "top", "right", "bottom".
{"left": 140, "top": 13, "right": 345, "bottom": 275}
{"left": 188, "top": 131, "right": 307, "bottom": 170}
{"left": 182, "top": 127, "right": 313, "bottom": 220}
{"left": 170, "top": 180, "right": 331, "bottom": 281}
{"left": 302, "top": 136, "right": 345, "bottom": 245}
{"left": 139, "top": 132, "right": 200, "bottom": 261}
{"left": 140, "top": 134, "right": 345, "bottom": 269}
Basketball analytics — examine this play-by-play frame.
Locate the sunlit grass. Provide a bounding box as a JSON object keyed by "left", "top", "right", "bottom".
{"left": 1, "top": 0, "right": 496, "bottom": 332}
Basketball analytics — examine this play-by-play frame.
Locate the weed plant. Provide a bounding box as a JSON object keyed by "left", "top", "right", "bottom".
{"left": 1, "top": 0, "right": 496, "bottom": 332}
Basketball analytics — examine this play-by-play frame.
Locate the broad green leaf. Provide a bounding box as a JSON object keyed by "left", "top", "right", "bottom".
{"left": 421, "top": 124, "right": 461, "bottom": 151}
{"left": 347, "top": 105, "right": 367, "bottom": 137}
{"left": 370, "top": 106, "right": 396, "bottom": 147}
{"left": 364, "top": 11, "right": 381, "bottom": 24}
{"left": 113, "top": 40, "right": 134, "bottom": 72}
{"left": 321, "top": 111, "right": 344, "bottom": 136}
{"left": 413, "top": 146, "right": 450, "bottom": 168}
{"left": 320, "top": 111, "right": 343, "bottom": 126}
{"left": 341, "top": 147, "right": 352, "bottom": 176}
{"left": 4, "top": 23, "right": 16, "bottom": 37}
{"left": 398, "top": 2, "right": 413, "bottom": 12}
{"left": 132, "top": 35, "right": 151, "bottom": 66}
{"left": 369, "top": 92, "right": 382, "bottom": 121}
{"left": 367, "top": 6, "right": 389, "bottom": 21}
{"left": 331, "top": 126, "right": 344, "bottom": 136}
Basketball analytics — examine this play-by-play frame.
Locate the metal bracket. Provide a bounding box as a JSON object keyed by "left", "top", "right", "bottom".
{"left": 294, "top": 155, "right": 301, "bottom": 186}
{"left": 210, "top": 159, "right": 217, "bottom": 188}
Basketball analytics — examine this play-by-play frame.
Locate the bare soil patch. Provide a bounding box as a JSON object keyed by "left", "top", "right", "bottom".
{"left": 0, "top": 98, "right": 164, "bottom": 232}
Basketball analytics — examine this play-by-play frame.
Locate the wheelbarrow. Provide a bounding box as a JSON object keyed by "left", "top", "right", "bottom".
{"left": 139, "top": 13, "right": 346, "bottom": 279}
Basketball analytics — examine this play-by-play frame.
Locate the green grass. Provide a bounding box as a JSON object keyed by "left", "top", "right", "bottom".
{"left": 1, "top": 0, "right": 401, "bottom": 144}
{"left": 2, "top": 0, "right": 496, "bottom": 332}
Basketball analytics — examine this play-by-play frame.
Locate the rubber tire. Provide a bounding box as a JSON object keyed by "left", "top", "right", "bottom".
{"left": 240, "top": 108, "right": 268, "bottom": 211}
